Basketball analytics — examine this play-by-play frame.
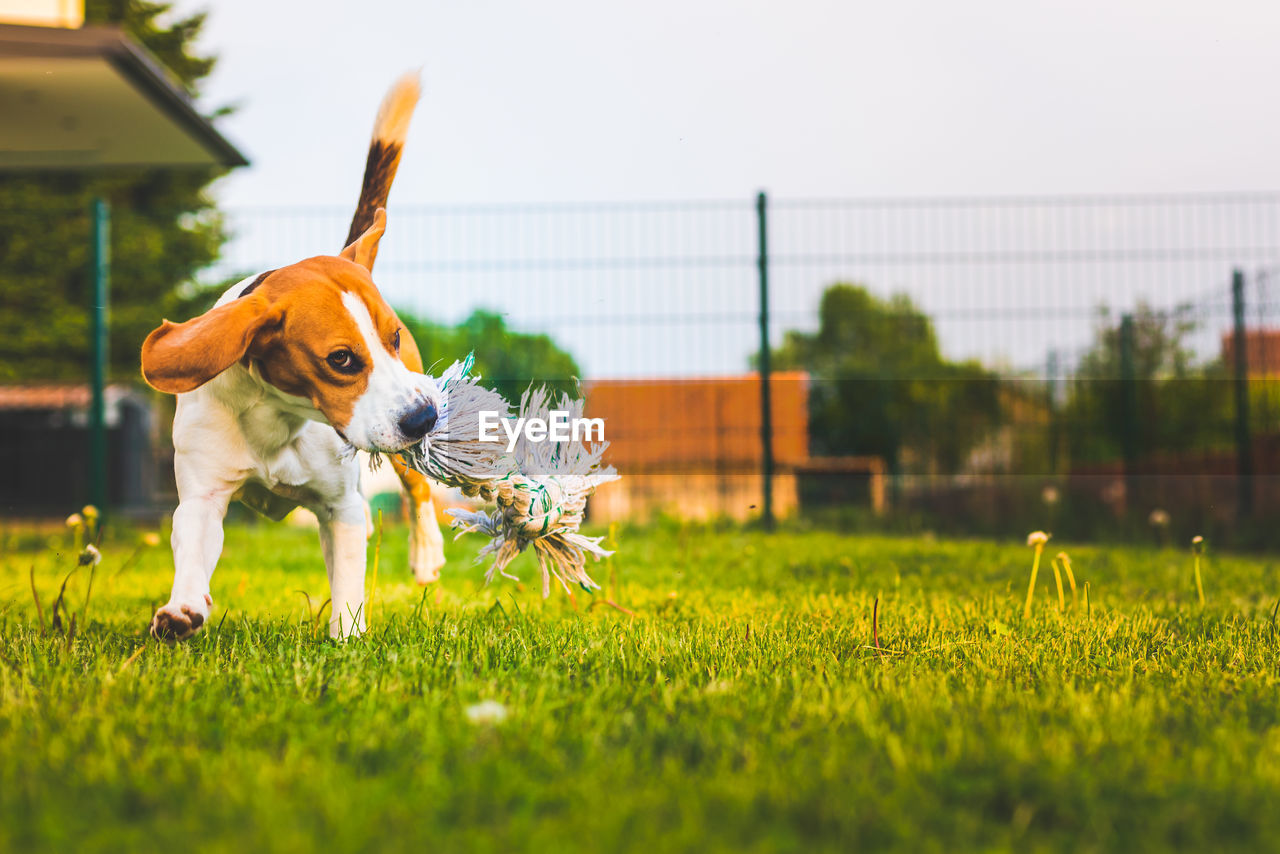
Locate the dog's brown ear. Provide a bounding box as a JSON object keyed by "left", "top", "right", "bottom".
{"left": 340, "top": 206, "right": 387, "bottom": 272}
{"left": 141, "top": 295, "right": 282, "bottom": 393}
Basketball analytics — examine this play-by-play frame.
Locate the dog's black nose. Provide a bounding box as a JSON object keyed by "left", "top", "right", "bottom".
{"left": 398, "top": 402, "right": 437, "bottom": 440}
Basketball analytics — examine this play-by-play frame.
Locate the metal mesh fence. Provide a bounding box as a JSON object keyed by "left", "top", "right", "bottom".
{"left": 3, "top": 192, "right": 1279, "bottom": 539}
{"left": 214, "top": 193, "right": 1280, "bottom": 537}
{"left": 215, "top": 194, "right": 1280, "bottom": 382}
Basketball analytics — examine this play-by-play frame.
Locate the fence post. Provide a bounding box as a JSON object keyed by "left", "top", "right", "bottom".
{"left": 89, "top": 197, "right": 110, "bottom": 519}
{"left": 1119, "top": 314, "right": 1137, "bottom": 493}
{"left": 1232, "top": 269, "right": 1254, "bottom": 518}
{"left": 756, "top": 191, "right": 774, "bottom": 530}
{"left": 1046, "top": 348, "right": 1060, "bottom": 475}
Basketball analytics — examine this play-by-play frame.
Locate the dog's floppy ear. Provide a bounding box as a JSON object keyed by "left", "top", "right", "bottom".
{"left": 340, "top": 207, "right": 387, "bottom": 272}
{"left": 141, "top": 295, "right": 282, "bottom": 393}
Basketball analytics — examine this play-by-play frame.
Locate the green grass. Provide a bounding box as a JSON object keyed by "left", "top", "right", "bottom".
{"left": 2, "top": 520, "right": 1279, "bottom": 853}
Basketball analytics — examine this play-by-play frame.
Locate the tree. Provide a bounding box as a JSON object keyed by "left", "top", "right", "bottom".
{"left": 400, "top": 309, "right": 581, "bottom": 404}
{"left": 0, "top": 0, "right": 230, "bottom": 382}
{"left": 1062, "top": 304, "right": 1232, "bottom": 464}
{"left": 770, "top": 283, "right": 1001, "bottom": 473}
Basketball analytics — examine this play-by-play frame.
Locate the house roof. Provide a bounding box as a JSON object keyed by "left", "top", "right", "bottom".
{"left": 0, "top": 22, "right": 247, "bottom": 169}
{"left": 0, "top": 383, "right": 139, "bottom": 410}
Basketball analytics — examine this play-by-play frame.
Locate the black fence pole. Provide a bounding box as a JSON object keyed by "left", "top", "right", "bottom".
{"left": 1119, "top": 314, "right": 1137, "bottom": 495}
{"left": 756, "top": 191, "right": 774, "bottom": 530}
{"left": 1232, "top": 269, "right": 1254, "bottom": 518}
{"left": 89, "top": 197, "right": 110, "bottom": 519}
{"left": 1046, "top": 348, "right": 1060, "bottom": 475}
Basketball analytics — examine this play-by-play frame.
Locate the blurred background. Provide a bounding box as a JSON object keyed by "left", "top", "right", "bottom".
{"left": 2, "top": 0, "right": 1278, "bottom": 546}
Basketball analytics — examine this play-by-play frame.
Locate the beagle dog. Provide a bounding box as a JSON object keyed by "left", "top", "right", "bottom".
{"left": 141, "top": 73, "right": 446, "bottom": 640}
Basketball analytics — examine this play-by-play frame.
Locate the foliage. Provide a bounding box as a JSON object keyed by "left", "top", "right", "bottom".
{"left": 401, "top": 308, "right": 582, "bottom": 403}
{"left": 1061, "top": 304, "right": 1233, "bottom": 464}
{"left": 3, "top": 524, "right": 1280, "bottom": 852}
{"left": 0, "top": 0, "right": 230, "bottom": 382}
{"left": 770, "top": 284, "right": 1001, "bottom": 473}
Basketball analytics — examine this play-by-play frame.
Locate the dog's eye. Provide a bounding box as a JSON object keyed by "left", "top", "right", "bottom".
{"left": 326, "top": 349, "right": 360, "bottom": 374}
{"left": 392, "top": 329, "right": 401, "bottom": 352}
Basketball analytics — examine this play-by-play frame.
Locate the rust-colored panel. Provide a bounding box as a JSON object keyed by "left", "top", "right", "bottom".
{"left": 584, "top": 372, "right": 808, "bottom": 472}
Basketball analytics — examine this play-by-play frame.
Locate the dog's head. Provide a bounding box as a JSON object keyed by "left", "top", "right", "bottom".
{"left": 141, "top": 209, "right": 440, "bottom": 453}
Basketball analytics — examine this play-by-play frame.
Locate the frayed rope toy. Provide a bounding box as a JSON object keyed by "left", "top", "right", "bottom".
{"left": 372, "top": 354, "right": 619, "bottom": 597}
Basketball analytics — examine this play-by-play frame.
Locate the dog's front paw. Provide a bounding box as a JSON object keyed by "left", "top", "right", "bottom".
{"left": 150, "top": 594, "right": 213, "bottom": 643}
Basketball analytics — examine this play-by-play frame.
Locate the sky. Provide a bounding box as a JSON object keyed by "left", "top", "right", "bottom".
{"left": 190, "top": 0, "right": 1280, "bottom": 208}
{"left": 178, "top": 0, "right": 1280, "bottom": 377}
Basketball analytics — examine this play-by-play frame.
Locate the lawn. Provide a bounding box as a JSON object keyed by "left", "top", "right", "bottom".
{"left": 1, "top": 519, "right": 1279, "bottom": 852}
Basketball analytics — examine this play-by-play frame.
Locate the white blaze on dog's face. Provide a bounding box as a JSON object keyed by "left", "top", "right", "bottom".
{"left": 141, "top": 214, "right": 441, "bottom": 453}
{"left": 336, "top": 289, "right": 440, "bottom": 451}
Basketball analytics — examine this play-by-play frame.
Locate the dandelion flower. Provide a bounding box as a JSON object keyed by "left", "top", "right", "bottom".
{"left": 65, "top": 513, "right": 83, "bottom": 528}
{"left": 78, "top": 544, "right": 102, "bottom": 567}
{"left": 1027, "top": 531, "right": 1050, "bottom": 547}
{"left": 142, "top": 532, "right": 162, "bottom": 547}
{"left": 464, "top": 700, "right": 508, "bottom": 725}
{"left": 81, "top": 505, "right": 99, "bottom": 520}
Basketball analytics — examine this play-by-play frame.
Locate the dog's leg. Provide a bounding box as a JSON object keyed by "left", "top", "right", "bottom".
{"left": 150, "top": 494, "right": 229, "bottom": 642}
{"left": 385, "top": 326, "right": 446, "bottom": 585}
{"left": 390, "top": 455, "right": 445, "bottom": 584}
{"left": 318, "top": 496, "right": 370, "bottom": 639}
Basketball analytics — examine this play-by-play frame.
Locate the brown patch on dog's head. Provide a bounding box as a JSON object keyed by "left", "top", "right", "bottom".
{"left": 142, "top": 260, "right": 404, "bottom": 430}
{"left": 238, "top": 255, "right": 405, "bottom": 432}
{"left": 141, "top": 209, "right": 437, "bottom": 450}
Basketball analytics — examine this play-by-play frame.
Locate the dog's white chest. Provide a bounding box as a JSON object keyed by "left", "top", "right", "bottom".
{"left": 241, "top": 421, "right": 356, "bottom": 512}
{"left": 175, "top": 371, "right": 359, "bottom": 520}
{"left": 251, "top": 442, "right": 310, "bottom": 490}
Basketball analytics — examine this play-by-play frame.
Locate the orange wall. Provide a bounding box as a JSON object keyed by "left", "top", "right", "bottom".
{"left": 583, "top": 372, "right": 808, "bottom": 473}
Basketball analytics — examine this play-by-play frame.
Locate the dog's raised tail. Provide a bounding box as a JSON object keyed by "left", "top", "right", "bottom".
{"left": 345, "top": 70, "right": 421, "bottom": 252}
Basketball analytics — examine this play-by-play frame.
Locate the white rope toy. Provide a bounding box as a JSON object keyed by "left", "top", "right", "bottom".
{"left": 394, "top": 354, "right": 620, "bottom": 597}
